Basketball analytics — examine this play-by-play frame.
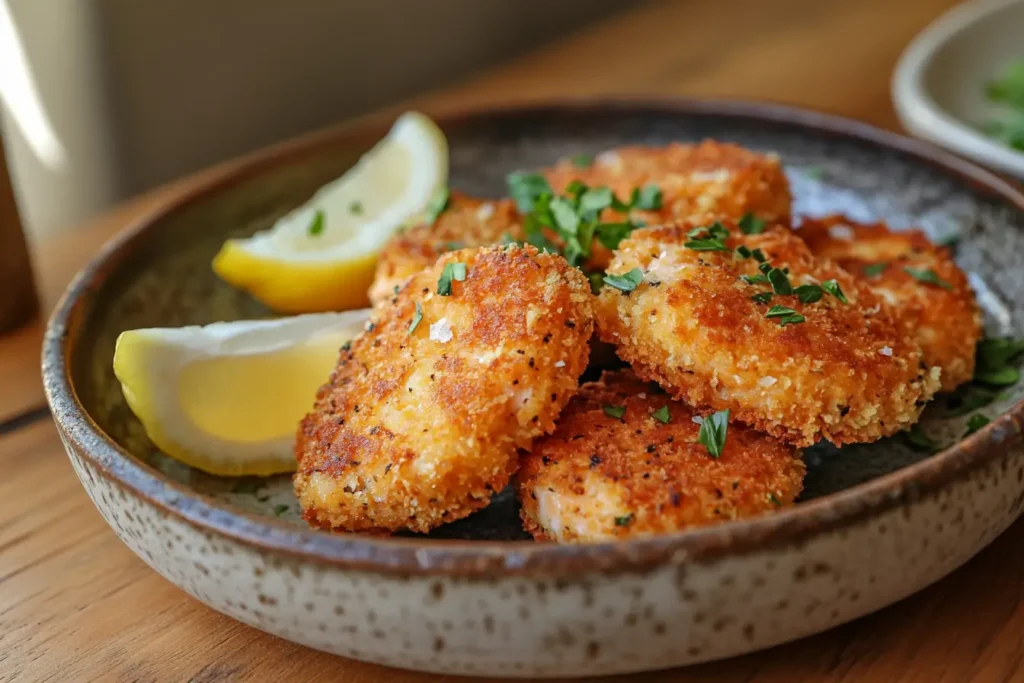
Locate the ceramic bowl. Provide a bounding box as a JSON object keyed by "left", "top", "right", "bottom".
{"left": 893, "top": 0, "right": 1024, "bottom": 178}
{"left": 43, "top": 100, "right": 1024, "bottom": 678}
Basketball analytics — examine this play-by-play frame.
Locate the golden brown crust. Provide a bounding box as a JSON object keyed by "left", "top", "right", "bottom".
{"left": 516, "top": 370, "right": 805, "bottom": 543}
{"left": 595, "top": 221, "right": 941, "bottom": 447}
{"left": 296, "top": 245, "right": 594, "bottom": 534}
{"left": 544, "top": 140, "right": 792, "bottom": 236}
{"left": 797, "top": 216, "right": 981, "bottom": 392}
{"left": 369, "top": 193, "right": 522, "bottom": 306}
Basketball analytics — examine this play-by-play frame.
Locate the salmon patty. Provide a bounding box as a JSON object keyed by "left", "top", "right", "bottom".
{"left": 797, "top": 215, "right": 981, "bottom": 392}
{"left": 296, "top": 245, "right": 594, "bottom": 534}
{"left": 595, "top": 221, "right": 941, "bottom": 447}
{"left": 517, "top": 370, "right": 805, "bottom": 543}
{"left": 369, "top": 193, "right": 522, "bottom": 306}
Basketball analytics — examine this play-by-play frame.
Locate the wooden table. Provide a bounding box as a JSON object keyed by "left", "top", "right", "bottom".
{"left": 6, "top": 1, "right": 1024, "bottom": 680}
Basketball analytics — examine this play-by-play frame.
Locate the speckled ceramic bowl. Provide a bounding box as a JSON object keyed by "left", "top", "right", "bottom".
{"left": 43, "top": 100, "right": 1024, "bottom": 678}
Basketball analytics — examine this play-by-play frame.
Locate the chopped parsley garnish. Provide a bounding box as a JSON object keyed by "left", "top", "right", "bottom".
{"left": 349, "top": 200, "right": 363, "bottom": 215}
{"left": 974, "top": 366, "right": 1020, "bottom": 387}
{"left": 579, "top": 186, "right": 613, "bottom": 213}
{"left": 965, "top": 414, "right": 991, "bottom": 436}
{"left": 768, "top": 492, "right": 782, "bottom": 507}
{"left": 741, "top": 274, "right": 769, "bottom": 285}
{"left": 408, "top": 302, "right": 423, "bottom": 334}
{"left": 571, "top": 153, "right": 594, "bottom": 168}
{"left": 425, "top": 187, "right": 451, "bottom": 224}
{"left": 651, "top": 405, "right": 671, "bottom": 424}
{"left": 507, "top": 172, "right": 553, "bottom": 213}
{"left": 698, "top": 409, "right": 730, "bottom": 458}
{"left": 903, "top": 267, "right": 953, "bottom": 290}
{"left": 751, "top": 291, "right": 773, "bottom": 304}
{"left": 738, "top": 212, "right": 766, "bottom": 235}
{"left": 821, "top": 279, "right": 848, "bottom": 303}
{"left": 765, "top": 305, "right": 804, "bottom": 326}
{"left": 307, "top": 209, "right": 325, "bottom": 236}
{"left": 614, "top": 514, "right": 634, "bottom": 526}
{"left": 767, "top": 268, "right": 793, "bottom": 295}
{"left": 977, "top": 337, "right": 1024, "bottom": 372}
{"left": 751, "top": 248, "right": 767, "bottom": 263}
{"left": 603, "top": 404, "right": 627, "bottom": 420}
{"left": 437, "top": 262, "right": 467, "bottom": 296}
{"left": 635, "top": 185, "right": 663, "bottom": 210}
{"left": 273, "top": 504, "right": 290, "bottom": 517}
{"left": 794, "top": 284, "right": 823, "bottom": 304}
{"left": 688, "top": 222, "right": 730, "bottom": 240}
{"left": 685, "top": 238, "right": 730, "bottom": 252}
{"left": 863, "top": 262, "right": 888, "bottom": 277}
{"left": 758, "top": 262, "right": 772, "bottom": 274}
{"left": 444, "top": 240, "right": 465, "bottom": 251}
{"left": 603, "top": 268, "right": 644, "bottom": 292}
{"left": 594, "top": 222, "right": 633, "bottom": 250}
{"left": 587, "top": 271, "right": 605, "bottom": 294}
{"left": 903, "top": 425, "right": 938, "bottom": 453}
{"left": 735, "top": 245, "right": 753, "bottom": 259}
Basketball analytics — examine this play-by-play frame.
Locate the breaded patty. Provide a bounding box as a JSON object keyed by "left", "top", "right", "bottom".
{"left": 516, "top": 370, "right": 805, "bottom": 543}
{"left": 797, "top": 216, "right": 981, "bottom": 392}
{"left": 544, "top": 140, "right": 792, "bottom": 229}
{"left": 595, "top": 221, "right": 941, "bottom": 447}
{"left": 296, "top": 245, "right": 594, "bottom": 534}
{"left": 369, "top": 193, "right": 521, "bottom": 305}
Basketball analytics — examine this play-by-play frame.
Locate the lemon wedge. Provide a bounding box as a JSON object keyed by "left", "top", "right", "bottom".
{"left": 112, "top": 310, "right": 370, "bottom": 476}
{"left": 213, "top": 111, "right": 448, "bottom": 313}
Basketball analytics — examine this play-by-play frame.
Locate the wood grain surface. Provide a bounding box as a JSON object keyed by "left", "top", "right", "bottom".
{"left": 7, "top": 1, "right": 1024, "bottom": 681}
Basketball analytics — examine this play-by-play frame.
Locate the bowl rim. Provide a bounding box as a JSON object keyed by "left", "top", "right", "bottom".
{"left": 891, "top": 0, "right": 1024, "bottom": 179}
{"left": 42, "top": 97, "right": 1024, "bottom": 578}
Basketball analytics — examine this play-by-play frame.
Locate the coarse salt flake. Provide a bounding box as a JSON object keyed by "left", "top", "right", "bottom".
{"left": 759, "top": 376, "right": 777, "bottom": 387}
{"left": 429, "top": 318, "right": 453, "bottom": 343}
{"left": 554, "top": 360, "right": 566, "bottom": 368}
{"left": 828, "top": 224, "right": 855, "bottom": 241}
{"left": 879, "top": 346, "right": 893, "bottom": 356}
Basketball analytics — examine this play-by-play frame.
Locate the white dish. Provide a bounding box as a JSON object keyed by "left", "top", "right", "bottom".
{"left": 893, "top": 0, "right": 1024, "bottom": 178}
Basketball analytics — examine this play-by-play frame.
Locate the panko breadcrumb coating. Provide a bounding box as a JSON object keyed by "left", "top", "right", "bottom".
{"left": 797, "top": 216, "right": 981, "bottom": 392}
{"left": 545, "top": 140, "right": 792, "bottom": 230}
{"left": 516, "top": 370, "right": 805, "bottom": 543}
{"left": 596, "top": 221, "right": 941, "bottom": 447}
{"left": 296, "top": 245, "right": 594, "bottom": 534}
{"left": 369, "top": 193, "right": 522, "bottom": 306}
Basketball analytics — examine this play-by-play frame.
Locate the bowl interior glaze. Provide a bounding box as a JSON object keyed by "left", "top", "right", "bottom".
{"left": 69, "top": 103, "right": 1024, "bottom": 542}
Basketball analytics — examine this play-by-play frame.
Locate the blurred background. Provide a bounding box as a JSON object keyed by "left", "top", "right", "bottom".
{"left": 1, "top": 0, "right": 625, "bottom": 239}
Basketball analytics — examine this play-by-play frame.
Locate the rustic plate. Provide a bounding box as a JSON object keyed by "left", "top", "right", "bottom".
{"left": 43, "top": 100, "right": 1024, "bottom": 678}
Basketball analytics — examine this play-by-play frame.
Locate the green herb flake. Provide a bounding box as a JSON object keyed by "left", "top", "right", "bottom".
{"left": 603, "top": 404, "right": 627, "bottom": 420}
{"left": 425, "top": 187, "right": 451, "bottom": 224}
{"left": 735, "top": 245, "right": 753, "bottom": 259}
{"left": 587, "top": 271, "right": 605, "bottom": 294}
{"left": 778, "top": 313, "right": 805, "bottom": 327}
{"left": 507, "top": 172, "right": 553, "bottom": 213}
{"left": 579, "top": 186, "right": 614, "bottom": 214}
{"left": 636, "top": 185, "right": 663, "bottom": 211}
{"left": 821, "top": 279, "right": 848, "bottom": 303}
{"left": 944, "top": 383, "right": 1000, "bottom": 416}
{"left": 741, "top": 274, "right": 769, "bottom": 286}
{"left": 767, "top": 268, "right": 793, "bottom": 295}
{"left": 904, "top": 425, "right": 938, "bottom": 453}
{"left": 698, "top": 409, "right": 730, "bottom": 458}
{"left": 349, "top": 200, "right": 364, "bottom": 215}
{"left": 307, "top": 209, "right": 325, "bottom": 236}
{"left": 408, "top": 302, "right": 423, "bottom": 334}
{"left": 444, "top": 240, "right": 465, "bottom": 252}
{"left": 751, "top": 291, "right": 774, "bottom": 304}
{"left": 903, "top": 267, "right": 953, "bottom": 290}
{"left": 751, "top": 248, "right": 767, "bottom": 263}
{"left": 965, "top": 414, "right": 991, "bottom": 436}
{"left": 768, "top": 492, "right": 782, "bottom": 507}
{"left": 550, "top": 196, "right": 580, "bottom": 234}
{"left": 685, "top": 238, "right": 730, "bottom": 252}
{"left": 614, "top": 514, "right": 634, "bottom": 527}
{"left": 571, "top": 153, "right": 594, "bottom": 168}
{"left": 765, "top": 305, "right": 799, "bottom": 318}
{"left": 738, "top": 212, "right": 766, "bottom": 235}
{"left": 651, "top": 405, "right": 671, "bottom": 424}
{"left": 437, "top": 262, "right": 467, "bottom": 296}
{"left": 794, "top": 284, "right": 823, "bottom": 304}
{"left": 273, "top": 504, "right": 290, "bottom": 517}
{"left": 603, "top": 268, "right": 644, "bottom": 293}
{"left": 974, "top": 366, "right": 1021, "bottom": 387}
{"left": 977, "top": 337, "right": 1024, "bottom": 373}
{"left": 594, "top": 222, "right": 633, "bottom": 250}
{"left": 863, "top": 262, "right": 888, "bottom": 277}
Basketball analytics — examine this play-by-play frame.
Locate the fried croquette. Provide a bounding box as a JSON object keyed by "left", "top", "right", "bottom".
{"left": 797, "top": 215, "right": 981, "bottom": 392}
{"left": 595, "top": 221, "right": 941, "bottom": 447}
{"left": 516, "top": 370, "right": 805, "bottom": 543}
{"left": 295, "top": 245, "right": 594, "bottom": 534}
{"left": 544, "top": 140, "right": 792, "bottom": 230}
{"left": 369, "top": 193, "right": 521, "bottom": 305}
